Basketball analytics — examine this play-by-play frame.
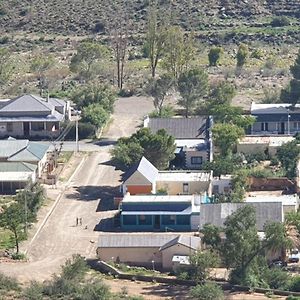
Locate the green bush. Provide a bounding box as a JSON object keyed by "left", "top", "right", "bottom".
{"left": 149, "top": 105, "right": 174, "bottom": 118}
{"left": 286, "top": 296, "right": 300, "bottom": 300}
{"left": 236, "top": 44, "right": 249, "bottom": 68}
{"left": 0, "top": 273, "right": 20, "bottom": 291}
{"left": 208, "top": 47, "right": 223, "bottom": 66}
{"left": 271, "top": 16, "right": 290, "bottom": 27}
{"left": 24, "top": 281, "right": 44, "bottom": 300}
{"left": 289, "top": 276, "right": 300, "bottom": 292}
{"left": 65, "top": 122, "right": 96, "bottom": 140}
{"left": 190, "top": 283, "right": 224, "bottom": 300}
{"left": 11, "top": 252, "right": 26, "bottom": 260}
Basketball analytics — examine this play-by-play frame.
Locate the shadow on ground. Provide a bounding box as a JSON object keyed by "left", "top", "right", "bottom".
{"left": 141, "top": 283, "right": 190, "bottom": 300}
{"left": 65, "top": 185, "right": 121, "bottom": 211}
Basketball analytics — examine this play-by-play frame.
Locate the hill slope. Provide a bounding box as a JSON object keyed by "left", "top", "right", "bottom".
{"left": 0, "top": 0, "right": 300, "bottom": 35}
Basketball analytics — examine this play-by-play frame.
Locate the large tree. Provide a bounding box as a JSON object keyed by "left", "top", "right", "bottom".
{"left": 0, "top": 203, "right": 26, "bottom": 253}
{"left": 146, "top": 74, "right": 174, "bottom": 116}
{"left": 145, "top": 1, "right": 166, "bottom": 78}
{"left": 69, "top": 42, "right": 108, "bottom": 81}
{"left": 81, "top": 103, "right": 109, "bottom": 128}
{"left": 276, "top": 140, "right": 300, "bottom": 179}
{"left": 212, "top": 123, "right": 245, "bottom": 156}
{"left": 71, "top": 84, "right": 116, "bottom": 111}
{"left": 281, "top": 49, "right": 300, "bottom": 105}
{"left": 162, "top": 26, "right": 195, "bottom": 79}
{"left": 112, "top": 128, "right": 176, "bottom": 169}
{"left": 178, "top": 68, "right": 208, "bottom": 117}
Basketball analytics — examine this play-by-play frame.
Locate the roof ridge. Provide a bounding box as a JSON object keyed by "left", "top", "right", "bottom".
{"left": 31, "top": 94, "right": 53, "bottom": 111}
{"left": 7, "top": 140, "right": 29, "bottom": 159}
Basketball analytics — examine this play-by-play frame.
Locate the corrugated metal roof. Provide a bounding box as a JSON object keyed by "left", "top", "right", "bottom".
{"left": 122, "top": 203, "right": 191, "bottom": 212}
{"left": 199, "top": 202, "right": 283, "bottom": 231}
{"left": 148, "top": 117, "right": 208, "bottom": 139}
{"left": 0, "top": 94, "right": 53, "bottom": 114}
{"left": 123, "top": 156, "right": 158, "bottom": 184}
{"left": 251, "top": 102, "right": 300, "bottom": 114}
{"left": 157, "top": 171, "right": 211, "bottom": 182}
{"left": 98, "top": 233, "right": 179, "bottom": 248}
{"left": 160, "top": 235, "right": 201, "bottom": 251}
{"left": 0, "top": 162, "right": 37, "bottom": 172}
{"left": 0, "top": 140, "right": 28, "bottom": 157}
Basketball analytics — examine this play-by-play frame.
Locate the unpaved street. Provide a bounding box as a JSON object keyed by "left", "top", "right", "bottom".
{"left": 0, "top": 96, "right": 154, "bottom": 282}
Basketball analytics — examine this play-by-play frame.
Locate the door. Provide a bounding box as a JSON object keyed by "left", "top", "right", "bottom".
{"left": 154, "top": 215, "right": 160, "bottom": 230}
{"left": 23, "top": 122, "right": 30, "bottom": 136}
{"left": 280, "top": 122, "right": 285, "bottom": 134}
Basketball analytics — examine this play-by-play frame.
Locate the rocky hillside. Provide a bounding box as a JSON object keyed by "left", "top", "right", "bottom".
{"left": 0, "top": 0, "right": 300, "bottom": 35}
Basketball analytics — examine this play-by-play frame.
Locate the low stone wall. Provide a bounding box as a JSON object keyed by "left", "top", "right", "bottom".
{"left": 88, "top": 259, "right": 300, "bottom": 297}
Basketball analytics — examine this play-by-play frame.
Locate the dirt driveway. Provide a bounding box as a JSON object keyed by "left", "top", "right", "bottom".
{"left": 0, "top": 96, "right": 154, "bottom": 282}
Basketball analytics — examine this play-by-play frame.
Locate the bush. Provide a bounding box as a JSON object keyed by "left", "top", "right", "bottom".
{"left": 289, "top": 276, "right": 300, "bottom": 292}
{"left": 190, "top": 283, "right": 224, "bottom": 300}
{"left": 286, "top": 296, "right": 300, "bottom": 300}
{"left": 0, "top": 273, "right": 20, "bottom": 291}
{"left": 208, "top": 47, "right": 223, "bottom": 66}
{"left": 118, "top": 88, "right": 134, "bottom": 97}
{"left": 236, "top": 44, "right": 249, "bottom": 68}
{"left": 11, "top": 252, "right": 26, "bottom": 260}
{"left": 65, "top": 122, "right": 96, "bottom": 140}
{"left": 263, "top": 267, "right": 291, "bottom": 290}
{"left": 24, "top": 281, "right": 44, "bottom": 300}
{"left": 149, "top": 105, "right": 174, "bottom": 118}
{"left": 271, "top": 16, "right": 290, "bottom": 27}
{"left": 251, "top": 49, "right": 263, "bottom": 59}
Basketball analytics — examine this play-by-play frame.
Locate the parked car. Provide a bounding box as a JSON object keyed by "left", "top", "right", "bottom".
{"left": 269, "top": 260, "right": 287, "bottom": 269}
{"left": 288, "top": 249, "right": 300, "bottom": 263}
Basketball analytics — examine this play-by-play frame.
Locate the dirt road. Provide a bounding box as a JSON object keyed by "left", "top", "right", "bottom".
{"left": 0, "top": 96, "right": 154, "bottom": 282}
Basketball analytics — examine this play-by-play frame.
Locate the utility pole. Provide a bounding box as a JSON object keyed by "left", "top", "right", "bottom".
{"left": 75, "top": 117, "right": 79, "bottom": 153}
{"left": 24, "top": 191, "right": 27, "bottom": 234}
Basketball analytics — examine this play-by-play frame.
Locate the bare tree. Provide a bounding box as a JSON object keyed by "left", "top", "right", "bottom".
{"left": 106, "top": 2, "right": 130, "bottom": 90}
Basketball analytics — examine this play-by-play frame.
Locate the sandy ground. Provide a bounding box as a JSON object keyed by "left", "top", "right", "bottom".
{"left": 103, "top": 278, "right": 286, "bottom": 300}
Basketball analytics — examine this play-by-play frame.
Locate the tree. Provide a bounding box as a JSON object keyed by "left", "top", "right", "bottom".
{"left": 190, "top": 283, "right": 224, "bottom": 300}
{"left": 178, "top": 68, "right": 208, "bottom": 117}
{"left": 222, "top": 205, "right": 260, "bottom": 280}
{"left": 69, "top": 42, "right": 108, "bottom": 81}
{"left": 210, "top": 104, "right": 255, "bottom": 130}
{"left": 149, "top": 105, "right": 174, "bottom": 118}
{"left": 203, "top": 155, "right": 237, "bottom": 178}
{"left": 145, "top": 1, "right": 166, "bottom": 78}
{"left": 162, "top": 26, "right": 195, "bottom": 79}
{"left": 208, "top": 47, "right": 223, "bottom": 67}
{"left": 0, "top": 48, "right": 15, "bottom": 85}
{"left": 146, "top": 74, "right": 174, "bottom": 115}
{"left": 281, "top": 50, "right": 300, "bottom": 105}
{"left": 0, "top": 203, "right": 26, "bottom": 253}
{"left": 236, "top": 43, "right": 248, "bottom": 68}
{"left": 71, "top": 84, "right": 116, "bottom": 111}
{"left": 112, "top": 128, "right": 176, "bottom": 169}
{"left": 189, "top": 250, "right": 220, "bottom": 282}
{"left": 276, "top": 140, "right": 300, "bottom": 179}
{"left": 209, "top": 81, "right": 236, "bottom": 107}
{"left": 81, "top": 103, "right": 109, "bottom": 128}
{"left": 212, "top": 123, "right": 245, "bottom": 156}
{"left": 106, "top": 3, "right": 129, "bottom": 89}
{"left": 30, "top": 54, "right": 55, "bottom": 95}
{"left": 201, "top": 224, "right": 221, "bottom": 249}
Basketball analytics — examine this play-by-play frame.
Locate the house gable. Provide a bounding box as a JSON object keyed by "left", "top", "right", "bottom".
{"left": 125, "top": 170, "right": 153, "bottom": 186}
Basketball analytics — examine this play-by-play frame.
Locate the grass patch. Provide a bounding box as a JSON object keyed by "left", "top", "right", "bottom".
{"left": 57, "top": 151, "right": 73, "bottom": 164}
{"left": 0, "top": 229, "right": 15, "bottom": 250}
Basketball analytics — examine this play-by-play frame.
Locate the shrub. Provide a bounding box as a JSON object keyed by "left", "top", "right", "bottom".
{"left": 11, "top": 252, "right": 26, "bottom": 260}
{"left": 271, "top": 16, "right": 290, "bottom": 27}
{"left": 149, "top": 105, "right": 174, "bottom": 118}
{"left": 236, "top": 44, "right": 249, "bottom": 68}
{"left": 289, "top": 276, "right": 300, "bottom": 292}
{"left": 251, "top": 49, "right": 263, "bottom": 59}
{"left": 0, "top": 273, "right": 20, "bottom": 291}
{"left": 24, "top": 281, "right": 44, "bottom": 300}
{"left": 65, "top": 122, "right": 96, "bottom": 140}
{"left": 190, "top": 283, "right": 224, "bottom": 300}
{"left": 118, "top": 88, "right": 134, "bottom": 97}
{"left": 208, "top": 47, "right": 223, "bottom": 66}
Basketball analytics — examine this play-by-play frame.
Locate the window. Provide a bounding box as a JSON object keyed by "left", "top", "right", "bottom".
{"left": 294, "top": 122, "right": 300, "bottom": 130}
{"left": 261, "top": 122, "right": 268, "bottom": 131}
{"left": 176, "top": 215, "right": 190, "bottom": 225}
{"left": 123, "top": 215, "right": 136, "bottom": 225}
{"left": 31, "top": 122, "right": 44, "bottom": 131}
{"left": 191, "top": 156, "right": 203, "bottom": 165}
{"left": 162, "top": 215, "right": 176, "bottom": 225}
{"left": 138, "top": 215, "right": 151, "bottom": 225}
{"left": 7, "top": 123, "right": 13, "bottom": 132}
{"left": 183, "top": 183, "right": 189, "bottom": 194}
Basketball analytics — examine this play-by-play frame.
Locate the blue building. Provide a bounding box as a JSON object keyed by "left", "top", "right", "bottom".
{"left": 120, "top": 194, "right": 203, "bottom": 232}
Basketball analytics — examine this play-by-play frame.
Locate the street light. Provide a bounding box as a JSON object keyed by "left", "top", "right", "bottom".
{"left": 151, "top": 260, "right": 155, "bottom": 271}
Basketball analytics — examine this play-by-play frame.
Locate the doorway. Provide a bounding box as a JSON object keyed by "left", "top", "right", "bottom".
{"left": 23, "top": 122, "right": 30, "bottom": 136}
{"left": 279, "top": 122, "right": 285, "bottom": 134}
{"left": 154, "top": 215, "right": 160, "bottom": 230}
